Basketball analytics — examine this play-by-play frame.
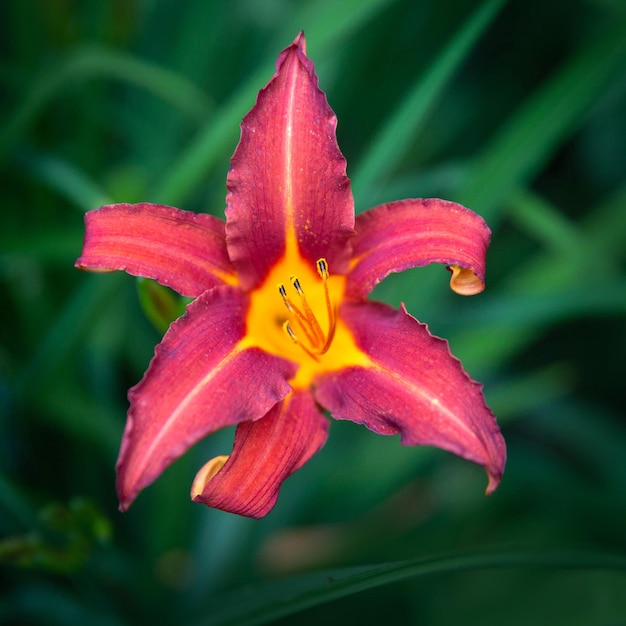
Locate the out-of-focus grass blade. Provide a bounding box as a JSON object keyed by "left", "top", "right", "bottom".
{"left": 18, "top": 152, "right": 113, "bottom": 211}
{"left": 0, "top": 230, "right": 84, "bottom": 265}
{"left": 43, "top": 385, "right": 121, "bottom": 457}
{"left": 154, "top": 0, "right": 399, "bottom": 206}
{"left": 584, "top": 183, "right": 626, "bottom": 258}
{"left": 529, "top": 399, "right": 626, "bottom": 489}
{"left": 350, "top": 0, "right": 507, "bottom": 206}
{"left": 452, "top": 281, "right": 626, "bottom": 328}
{"left": 510, "top": 186, "right": 624, "bottom": 276}
{"left": 288, "top": 0, "right": 396, "bottom": 49}
{"left": 201, "top": 551, "right": 626, "bottom": 626}
{"left": 505, "top": 189, "right": 619, "bottom": 292}
{"left": 0, "top": 47, "right": 212, "bottom": 161}
{"left": 15, "top": 275, "right": 124, "bottom": 399}
{"left": 486, "top": 363, "right": 573, "bottom": 420}
{"left": 508, "top": 190, "right": 593, "bottom": 258}
{"left": 458, "top": 18, "right": 626, "bottom": 222}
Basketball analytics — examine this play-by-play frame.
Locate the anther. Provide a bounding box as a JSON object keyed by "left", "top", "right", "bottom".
{"left": 316, "top": 258, "right": 329, "bottom": 280}
{"left": 278, "top": 283, "right": 293, "bottom": 311}
{"left": 290, "top": 276, "right": 303, "bottom": 295}
{"left": 283, "top": 320, "right": 297, "bottom": 342}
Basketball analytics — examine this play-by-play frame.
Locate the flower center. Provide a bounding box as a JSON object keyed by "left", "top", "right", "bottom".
{"left": 277, "top": 258, "right": 336, "bottom": 361}
{"left": 240, "top": 240, "right": 369, "bottom": 390}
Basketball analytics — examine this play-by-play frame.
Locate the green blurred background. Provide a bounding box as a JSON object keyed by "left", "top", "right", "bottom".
{"left": 1, "top": 0, "right": 626, "bottom": 624}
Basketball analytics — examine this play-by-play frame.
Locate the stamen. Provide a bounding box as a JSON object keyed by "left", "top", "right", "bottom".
{"left": 316, "top": 258, "right": 336, "bottom": 353}
{"left": 289, "top": 275, "right": 324, "bottom": 344}
{"left": 278, "top": 283, "right": 318, "bottom": 346}
{"left": 276, "top": 258, "right": 337, "bottom": 360}
{"left": 278, "top": 283, "right": 293, "bottom": 311}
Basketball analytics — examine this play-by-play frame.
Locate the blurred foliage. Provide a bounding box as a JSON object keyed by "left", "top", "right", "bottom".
{"left": 0, "top": 498, "right": 111, "bottom": 573}
{"left": 1, "top": 0, "right": 625, "bottom": 624}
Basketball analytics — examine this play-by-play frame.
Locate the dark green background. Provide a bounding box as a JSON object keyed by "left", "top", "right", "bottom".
{"left": 2, "top": 0, "right": 625, "bottom": 624}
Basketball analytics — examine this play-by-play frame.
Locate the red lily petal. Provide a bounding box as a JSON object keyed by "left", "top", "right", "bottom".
{"left": 76, "top": 203, "right": 236, "bottom": 297}
{"left": 191, "top": 390, "right": 329, "bottom": 518}
{"left": 314, "top": 301, "right": 505, "bottom": 494}
{"left": 225, "top": 32, "right": 354, "bottom": 289}
{"left": 346, "top": 199, "right": 490, "bottom": 299}
{"left": 117, "top": 285, "right": 296, "bottom": 510}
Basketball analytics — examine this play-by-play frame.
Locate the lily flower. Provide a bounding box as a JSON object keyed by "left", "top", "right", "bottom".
{"left": 76, "top": 33, "right": 505, "bottom": 518}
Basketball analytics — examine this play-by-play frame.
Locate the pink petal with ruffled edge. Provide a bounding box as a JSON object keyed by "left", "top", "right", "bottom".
{"left": 191, "top": 390, "right": 329, "bottom": 518}
{"left": 76, "top": 203, "right": 236, "bottom": 297}
{"left": 315, "top": 301, "right": 505, "bottom": 494}
{"left": 346, "top": 199, "right": 490, "bottom": 299}
{"left": 117, "top": 285, "right": 296, "bottom": 510}
{"left": 225, "top": 32, "right": 354, "bottom": 290}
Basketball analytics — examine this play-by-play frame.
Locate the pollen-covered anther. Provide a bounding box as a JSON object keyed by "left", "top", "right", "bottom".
{"left": 277, "top": 257, "right": 336, "bottom": 359}
{"left": 316, "top": 258, "right": 329, "bottom": 280}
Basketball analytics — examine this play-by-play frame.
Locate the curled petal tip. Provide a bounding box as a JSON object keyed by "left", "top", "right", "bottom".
{"left": 191, "top": 455, "right": 229, "bottom": 500}
{"left": 484, "top": 428, "right": 506, "bottom": 495}
{"left": 74, "top": 264, "right": 115, "bottom": 273}
{"left": 447, "top": 264, "right": 485, "bottom": 296}
{"left": 485, "top": 469, "right": 503, "bottom": 496}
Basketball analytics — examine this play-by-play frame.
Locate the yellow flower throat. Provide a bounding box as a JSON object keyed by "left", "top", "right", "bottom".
{"left": 241, "top": 235, "right": 368, "bottom": 390}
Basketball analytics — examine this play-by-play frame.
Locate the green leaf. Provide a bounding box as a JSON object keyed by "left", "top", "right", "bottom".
{"left": 136, "top": 278, "right": 190, "bottom": 335}
{"left": 201, "top": 551, "right": 626, "bottom": 626}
